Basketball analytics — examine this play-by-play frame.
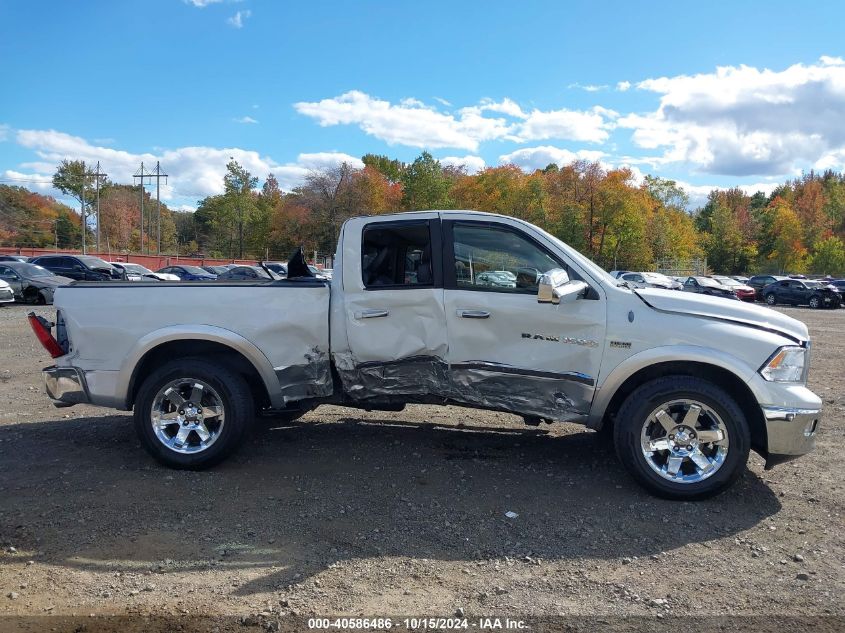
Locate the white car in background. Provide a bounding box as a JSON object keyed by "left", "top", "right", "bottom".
{"left": 0, "top": 279, "right": 14, "bottom": 305}
{"left": 109, "top": 262, "right": 180, "bottom": 282}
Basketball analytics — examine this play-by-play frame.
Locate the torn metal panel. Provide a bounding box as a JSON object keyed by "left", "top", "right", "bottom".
{"left": 274, "top": 347, "right": 333, "bottom": 402}
{"left": 450, "top": 362, "right": 592, "bottom": 422}
{"left": 335, "top": 353, "right": 591, "bottom": 421}
{"left": 335, "top": 353, "right": 450, "bottom": 400}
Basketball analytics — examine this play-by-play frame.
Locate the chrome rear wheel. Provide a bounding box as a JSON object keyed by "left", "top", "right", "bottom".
{"left": 151, "top": 378, "right": 225, "bottom": 454}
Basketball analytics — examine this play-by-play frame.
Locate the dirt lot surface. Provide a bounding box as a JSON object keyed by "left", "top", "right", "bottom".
{"left": 0, "top": 303, "right": 843, "bottom": 631}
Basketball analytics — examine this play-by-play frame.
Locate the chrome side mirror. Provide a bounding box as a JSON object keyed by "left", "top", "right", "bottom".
{"left": 538, "top": 268, "right": 589, "bottom": 304}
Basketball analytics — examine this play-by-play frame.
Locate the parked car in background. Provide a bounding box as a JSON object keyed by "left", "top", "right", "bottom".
{"left": 202, "top": 264, "right": 239, "bottom": 275}
{"left": 761, "top": 278, "right": 842, "bottom": 309}
{"left": 618, "top": 271, "right": 682, "bottom": 290}
{"left": 0, "top": 279, "right": 14, "bottom": 305}
{"left": 747, "top": 274, "right": 789, "bottom": 301}
{"left": 476, "top": 270, "right": 517, "bottom": 288}
{"left": 308, "top": 265, "right": 329, "bottom": 280}
{"left": 0, "top": 261, "right": 73, "bottom": 304}
{"left": 0, "top": 254, "right": 29, "bottom": 263}
{"left": 262, "top": 262, "right": 287, "bottom": 277}
{"left": 110, "top": 262, "right": 179, "bottom": 282}
{"left": 30, "top": 255, "right": 120, "bottom": 281}
{"left": 682, "top": 276, "right": 739, "bottom": 300}
{"left": 710, "top": 275, "right": 756, "bottom": 302}
{"left": 321, "top": 268, "right": 334, "bottom": 280}
{"left": 608, "top": 270, "right": 632, "bottom": 279}
{"left": 730, "top": 275, "right": 750, "bottom": 284}
{"left": 216, "top": 265, "right": 278, "bottom": 281}
{"left": 155, "top": 265, "right": 216, "bottom": 281}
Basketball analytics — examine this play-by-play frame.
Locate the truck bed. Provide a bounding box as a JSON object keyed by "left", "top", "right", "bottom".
{"left": 54, "top": 279, "right": 332, "bottom": 409}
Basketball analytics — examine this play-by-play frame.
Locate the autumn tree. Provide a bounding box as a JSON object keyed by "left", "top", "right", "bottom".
{"left": 808, "top": 236, "right": 845, "bottom": 275}
{"left": 401, "top": 152, "right": 452, "bottom": 210}
{"left": 52, "top": 160, "right": 104, "bottom": 249}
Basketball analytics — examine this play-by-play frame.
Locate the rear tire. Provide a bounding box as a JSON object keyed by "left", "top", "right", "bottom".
{"left": 613, "top": 376, "right": 750, "bottom": 500}
{"left": 134, "top": 357, "right": 253, "bottom": 469}
{"left": 765, "top": 293, "right": 777, "bottom": 305}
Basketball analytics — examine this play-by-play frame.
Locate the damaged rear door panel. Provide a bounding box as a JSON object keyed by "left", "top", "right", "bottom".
{"left": 333, "top": 214, "right": 451, "bottom": 401}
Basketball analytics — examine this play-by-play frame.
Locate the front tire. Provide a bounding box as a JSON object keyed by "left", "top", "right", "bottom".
{"left": 808, "top": 295, "right": 821, "bottom": 309}
{"left": 765, "top": 293, "right": 777, "bottom": 305}
{"left": 613, "top": 376, "right": 750, "bottom": 500}
{"left": 134, "top": 357, "right": 254, "bottom": 469}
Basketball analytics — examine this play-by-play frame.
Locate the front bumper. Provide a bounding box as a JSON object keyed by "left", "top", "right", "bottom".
{"left": 43, "top": 365, "right": 90, "bottom": 407}
{"left": 762, "top": 405, "right": 821, "bottom": 469}
{"left": 0, "top": 288, "right": 13, "bottom": 303}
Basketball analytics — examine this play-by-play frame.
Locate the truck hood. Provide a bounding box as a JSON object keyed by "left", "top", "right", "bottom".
{"left": 635, "top": 288, "right": 809, "bottom": 343}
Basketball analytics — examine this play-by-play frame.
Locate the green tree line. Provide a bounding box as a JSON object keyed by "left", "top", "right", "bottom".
{"left": 2, "top": 154, "right": 844, "bottom": 275}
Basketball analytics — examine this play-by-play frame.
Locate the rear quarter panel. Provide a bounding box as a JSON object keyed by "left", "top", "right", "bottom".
{"left": 54, "top": 281, "right": 330, "bottom": 408}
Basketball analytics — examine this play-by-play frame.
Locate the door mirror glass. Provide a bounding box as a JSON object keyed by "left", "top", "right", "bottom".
{"left": 537, "top": 268, "right": 588, "bottom": 304}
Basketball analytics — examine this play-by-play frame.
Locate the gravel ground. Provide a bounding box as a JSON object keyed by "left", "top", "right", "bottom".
{"left": 0, "top": 302, "right": 843, "bottom": 631}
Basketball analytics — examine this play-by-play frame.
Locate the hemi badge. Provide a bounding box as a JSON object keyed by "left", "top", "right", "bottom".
{"left": 610, "top": 341, "right": 632, "bottom": 349}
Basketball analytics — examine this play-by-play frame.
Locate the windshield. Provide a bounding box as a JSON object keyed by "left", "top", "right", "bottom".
{"left": 123, "top": 264, "right": 152, "bottom": 274}
{"left": 697, "top": 277, "right": 722, "bottom": 288}
{"left": 713, "top": 277, "right": 740, "bottom": 287}
{"left": 79, "top": 256, "right": 114, "bottom": 270}
{"left": 15, "top": 263, "right": 54, "bottom": 278}
{"left": 182, "top": 265, "right": 209, "bottom": 275}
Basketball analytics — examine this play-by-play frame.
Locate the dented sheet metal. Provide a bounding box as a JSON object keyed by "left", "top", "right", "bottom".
{"left": 335, "top": 353, "right": 450, "bottom": 400}
{"left": 451, "top": 362, "right": 592, "bottom": 421}
{"left": 336, "top": 353, "right": 592, "bottom": 421}
{"left": 274, "top": 347, "right": 333, "bottom": 401}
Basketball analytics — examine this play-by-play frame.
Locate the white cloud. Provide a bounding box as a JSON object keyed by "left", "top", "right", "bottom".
{"left": 234, "top": 116, "right": 258, "bottom": 124}
{"left": 616, "top": 81, "right": 631, "bottom": 92}
{"left": 439, "top": 155, "right": 486, "bottom": 174}
{"left": 618, "top": 56, "right": 845, "bottom": 176}
{"left": 294, "top": 91, "right": 616, "bottom": 151}
{"left": 227, "top": 9, "right": 250, "bottom": 28}
{"left": 184, "top": 0, "right": 224, "bottom": 6}
{"left": 568, "top": 83, "right": 609, "bottom": 92}
{"left": 499, "top": 146, "right": 606, "bottom": 171}
{"left": 11, "top": 128, "right": 365, "bottom": 202}
{"left": 1, "top": 170, "right": 54, "bottom": 191}
{"left": 296, "top": 152, "right": 363, "bottom": 171}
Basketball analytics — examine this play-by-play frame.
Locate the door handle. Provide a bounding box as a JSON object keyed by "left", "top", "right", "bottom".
{"left": 357, "top": 309, "right": 390, "bottom": 319}
{"left": 457, "top": 309, "right": 490, "bottom": 319}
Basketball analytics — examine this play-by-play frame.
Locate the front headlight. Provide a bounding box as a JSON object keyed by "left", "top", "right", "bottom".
{"left": 760, "top": 346, "right": 807, "bottom": 382}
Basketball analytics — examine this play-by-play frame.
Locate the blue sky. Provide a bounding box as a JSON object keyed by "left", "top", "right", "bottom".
{"left": 2, "top": 0, "right": 844, "bottom": 209}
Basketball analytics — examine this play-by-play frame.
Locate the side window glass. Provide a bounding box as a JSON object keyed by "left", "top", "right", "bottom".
{"left": 452, "top": 223, "right": 562, "bottom": 294}
{"left": 362, "top": 222, "right": 432, "bottom": 288}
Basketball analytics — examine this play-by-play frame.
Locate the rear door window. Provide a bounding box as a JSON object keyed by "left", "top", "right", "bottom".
{"left": 361, "top": 221, "right": 437, "bottom": 288}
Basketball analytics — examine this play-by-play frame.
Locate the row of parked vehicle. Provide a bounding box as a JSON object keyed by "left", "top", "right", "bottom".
{"left": 609, "top": 269, "right": 845, "bottom": 309}
{"left": 0, "top": 253, "right": 333, "bottom": 305}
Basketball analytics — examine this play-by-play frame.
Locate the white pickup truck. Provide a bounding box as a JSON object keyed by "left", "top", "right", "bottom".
{"left": 32, "top": 210, "right": 822, "bottom": 499}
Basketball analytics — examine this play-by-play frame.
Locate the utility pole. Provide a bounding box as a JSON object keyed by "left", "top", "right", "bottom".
{"left": 94, "top": 161, "right": 106, "bottom": 253}
{"left": 149, "top": 162, "right": 168, "bottom": 254}
{"left": 81, "top": 160, "right": 87, "bottom": 255}
{"left": 133, "top": 163, "right": 149, "bottom": 253}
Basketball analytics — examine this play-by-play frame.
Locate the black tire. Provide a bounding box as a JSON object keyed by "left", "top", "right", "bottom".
{"left": 613, "top": 376, "right": 750, "bottom": 500}
{"left": 808, "top": 295, "right": 821, "bottom": 309}
{"left": 23, "top": 287, "right": 40, "bottom": 304}
{"left": 764, "top": 293, "right": 776, "bottom": 306}
{"left": 134, "top": 357, "right": 254, "bottom": 469}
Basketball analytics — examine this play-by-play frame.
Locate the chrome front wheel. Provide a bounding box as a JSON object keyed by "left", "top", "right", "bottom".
{"left": 640, "top": 399, "right": 729, "bottom": 484}
{"left": 151, "top": 378, "right": 225, "bottom": 454}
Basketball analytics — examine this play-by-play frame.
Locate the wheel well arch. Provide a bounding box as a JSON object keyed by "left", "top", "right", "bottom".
{"left": 600, "top": 361, "right": 768, "bottom": 456}
{"left": 127, "top": 339, "right": 271, "bottom": 410}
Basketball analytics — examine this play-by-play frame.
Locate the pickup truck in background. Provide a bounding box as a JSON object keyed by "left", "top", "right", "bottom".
{"left": 31, "top": 210, "right": 822, "bottom": 500}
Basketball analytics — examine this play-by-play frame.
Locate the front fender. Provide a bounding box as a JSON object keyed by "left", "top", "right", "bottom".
{"left": 117, "top": 324, "right": 283, "bottom": 409}
{"left": 588, "top": 344, "right": 759, "bottom": 427}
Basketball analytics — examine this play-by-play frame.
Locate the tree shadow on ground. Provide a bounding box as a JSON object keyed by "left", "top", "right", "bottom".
{"left": 0, "top": 411, "right": 780, "bottom": 596}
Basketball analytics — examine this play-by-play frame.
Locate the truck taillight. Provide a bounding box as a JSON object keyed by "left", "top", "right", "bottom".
{"left": 28, "top": 312, "right": 65, "bottom": 358}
